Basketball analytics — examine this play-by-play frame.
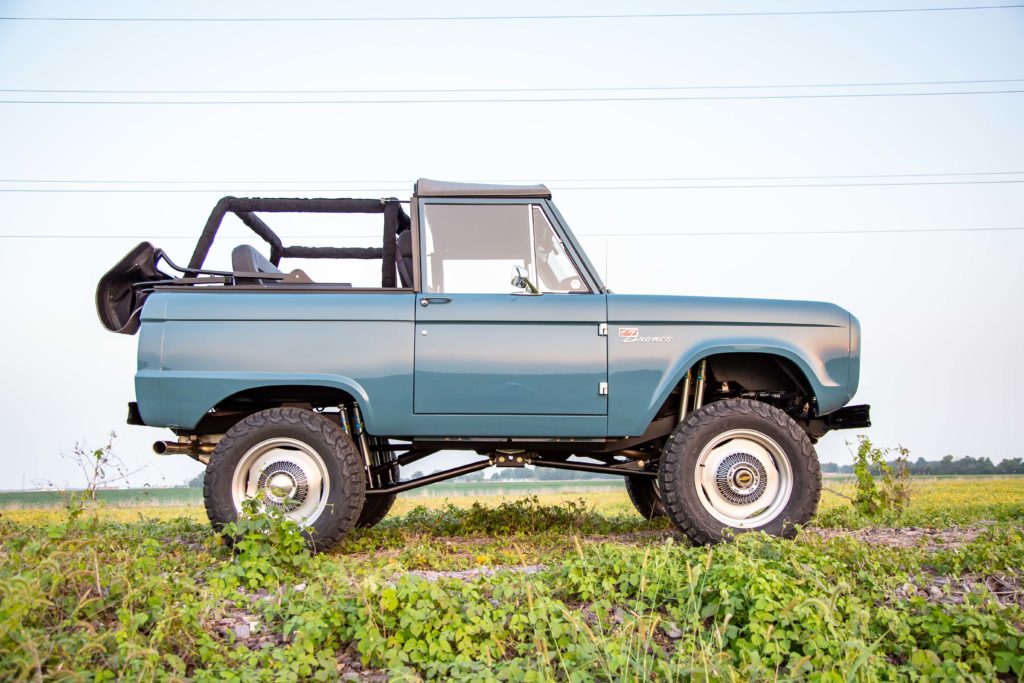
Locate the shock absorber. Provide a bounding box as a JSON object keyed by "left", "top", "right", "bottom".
{"left": 677, "top": 367, "right": 693, "bottom": 422}
{"left": 337, "top": 404, "right": 351, "bottom": 435}
{"left": 351, "top": 404, "right": 374, "bottom": 477}
{"left": 693, "top": 359, "right": 708, "bottom": 411}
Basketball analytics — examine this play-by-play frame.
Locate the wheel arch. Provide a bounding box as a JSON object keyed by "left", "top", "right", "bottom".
{"left": 137, "top": 371, "right": 374, "bottom": 432}
{"left": 646, "top": 345, "right": 829, "bottom": 427}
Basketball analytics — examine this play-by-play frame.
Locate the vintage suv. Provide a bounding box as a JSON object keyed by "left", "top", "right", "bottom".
{"left": 96, "top": 179, "right": 869, "bottom": 548}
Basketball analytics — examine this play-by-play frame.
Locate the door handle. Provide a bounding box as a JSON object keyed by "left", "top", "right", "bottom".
{"left": 420, "top": 296, "right": 452, "bottom": 307}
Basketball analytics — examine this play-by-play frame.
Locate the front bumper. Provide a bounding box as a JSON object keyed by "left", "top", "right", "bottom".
{"left": 823, "top": 404, "right": 871, "bottom": 430}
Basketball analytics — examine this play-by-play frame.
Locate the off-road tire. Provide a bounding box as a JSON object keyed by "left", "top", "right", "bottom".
{"left": 625, "top": 476, "right": 666, "bottom": 519}
{"left": 659, "top": 398, "right": 820, "bottom": 544}
{"left": 356, "top": 436, "right": 399, "bottom": 528}
{"left": 204, "top": 407, "right": 366, "bottom": 551}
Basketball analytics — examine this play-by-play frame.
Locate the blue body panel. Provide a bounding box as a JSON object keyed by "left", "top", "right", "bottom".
{"left": 606, "top": 295, "right": 853, "bottom": 436}
{"left": 136, "top": 288, "right": 855, "bottom": 439}
{"left": 136, "top": 291, "right": 416, "bottom": 432}
{"left": 414, "top": 293, "right": 606, "bottom": 415}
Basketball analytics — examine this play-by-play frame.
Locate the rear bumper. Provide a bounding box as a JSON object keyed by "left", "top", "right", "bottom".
{"left": 127, "top": 401, "right": 145, "bottom": 426}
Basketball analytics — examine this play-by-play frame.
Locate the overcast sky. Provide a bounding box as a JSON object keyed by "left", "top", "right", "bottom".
{"left": 0, "top": 0, "right": 1022, "bottom": 490}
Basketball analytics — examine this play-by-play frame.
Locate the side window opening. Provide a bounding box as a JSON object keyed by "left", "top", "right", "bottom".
{"left": 422, "top": 203, "right": 589, "bottom": 294}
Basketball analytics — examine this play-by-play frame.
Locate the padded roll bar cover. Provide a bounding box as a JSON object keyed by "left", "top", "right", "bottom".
{"left": 188, "top": 196, "right": 387, "bottom": 271}
{"left": 381, "top": 199, "right": 411, "bottom": 288}
{"left": 95, "top": 241, "right": 165, "bottom": 335}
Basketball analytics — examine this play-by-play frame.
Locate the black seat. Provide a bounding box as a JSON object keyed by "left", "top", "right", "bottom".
{"left": 396, "top": 230, "right": 414, "bottom": 287}
{"left": 231, "top": 245, "right": 282, "bottom": 283}
{"left": 231, "top": 244, "right": 338, "bottom": 286}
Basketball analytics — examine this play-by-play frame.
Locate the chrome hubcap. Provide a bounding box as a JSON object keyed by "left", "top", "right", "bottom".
{"left": 267, "top": 473, "right": 295, "bottom": 499}
{"left": 695, "top": 429, "right": 793, "bottom": 528}
{"left": 231, "top": 437, "right": 329, "bottom": 525}
{"left": 716, "top": 453, "right": 767, "bottom": 504}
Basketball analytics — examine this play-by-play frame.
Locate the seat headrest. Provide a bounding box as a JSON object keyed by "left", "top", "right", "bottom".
{"left": 397, "top": 230, "right": 413, "bottom": 257}
{"left": 231, "top": 245, "right": 282, "bottom": 275}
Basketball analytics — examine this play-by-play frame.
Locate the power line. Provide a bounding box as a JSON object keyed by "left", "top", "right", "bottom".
{"left": 588, "top": 227, "right": 1024, "bottom": 236}
{"left": 2, "top": 179, "right": 1022, "bottom": 193}
{"left": 4, "top": 78, "right": 1022, "bottom": 95}
{"left": 0, "top": 5, "right": 1021, "bottom": 22}
{"left": 2, "top": 227, "right": 1022, "bottom": 239}
{"left": 3, "top": 89, "right": 1023, "bottom": 105}
{"left": 2, "top": 171, "right": 1021, "bottom": 185}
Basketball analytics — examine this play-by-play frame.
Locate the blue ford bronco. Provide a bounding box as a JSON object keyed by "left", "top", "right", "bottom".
{"left": 96, "top": 179, "right": 869, "bottom": 548}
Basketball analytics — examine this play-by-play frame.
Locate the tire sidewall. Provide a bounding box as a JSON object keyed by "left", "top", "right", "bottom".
{"left": 660, "top": 399, "right": 820, "bottom": 542}
{"left": 625, "top": 475, "right": 666, "bottom": 519}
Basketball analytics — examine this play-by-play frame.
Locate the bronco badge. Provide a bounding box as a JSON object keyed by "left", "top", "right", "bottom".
{"left": 618, "top": 327, "right": 672, "bottom": 343}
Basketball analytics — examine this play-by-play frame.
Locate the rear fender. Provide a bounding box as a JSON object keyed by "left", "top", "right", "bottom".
{"left": 135, "top": 371, "right": 372, "bottom": 431}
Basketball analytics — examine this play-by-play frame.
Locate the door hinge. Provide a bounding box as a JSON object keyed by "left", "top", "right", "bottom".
{"left": 598, "top": 323, "right": 608, "bottom": 336}
{"left": 598, "top": 381, "right": 609, "bottom": 396}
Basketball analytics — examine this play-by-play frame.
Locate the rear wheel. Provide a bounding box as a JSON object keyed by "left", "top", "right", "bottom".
{"left": 624, "top": 476, "right": 666, "bottom": 519}
{"left": 658, "top": 398, "right": 820, "bottom": 544}
{"left": 204, "top": 407, "right": 365, "bottom": 551}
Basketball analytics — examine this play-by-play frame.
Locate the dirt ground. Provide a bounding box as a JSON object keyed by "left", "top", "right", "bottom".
{"left": 806, "top": 524, "right": 986, "bottom": 548}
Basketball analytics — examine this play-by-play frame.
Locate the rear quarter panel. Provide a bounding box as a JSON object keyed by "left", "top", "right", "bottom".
{"left": 135, "top": 290, "right": 415, "bottom": 432}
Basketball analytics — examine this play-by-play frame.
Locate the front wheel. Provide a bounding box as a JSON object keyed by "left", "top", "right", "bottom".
{"left": 204, "top": 407, "right": 366, "bottom": 550}
{"left": 658, "top": 399, "right": 820, "bottom": 544}
{"left": 624, "top": 475, "right": 666, "bottom": 519}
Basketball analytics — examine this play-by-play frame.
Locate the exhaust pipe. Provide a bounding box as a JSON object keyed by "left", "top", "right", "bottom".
{"left": 153, "top": 441, "right": 216, "bottom": 456}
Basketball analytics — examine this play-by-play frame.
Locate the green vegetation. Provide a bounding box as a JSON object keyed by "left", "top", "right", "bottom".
{"left": 849, "top": 435, "right": 911, "bottom": 518}
{"left": 1, "top": 480, "right": 1022, "bottom": 680}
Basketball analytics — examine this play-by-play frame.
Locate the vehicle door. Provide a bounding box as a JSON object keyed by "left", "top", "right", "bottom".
{"left": 414, "top": 199, "right": 607, "bottom": 416}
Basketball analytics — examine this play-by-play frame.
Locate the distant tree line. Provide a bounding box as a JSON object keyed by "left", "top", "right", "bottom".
{"left": 822, "top": 455, "right": 1024, "bottom": 476}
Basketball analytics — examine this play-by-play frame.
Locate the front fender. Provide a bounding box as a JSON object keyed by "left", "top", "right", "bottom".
{"left": 655, "top": 342, "right": 834, "bottom": 415}
{"left": 608, "top": 338, "right": 850, "bottom": 437}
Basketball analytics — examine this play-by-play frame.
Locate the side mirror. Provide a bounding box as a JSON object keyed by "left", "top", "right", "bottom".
{"left": 510, "top": 265, "right": 539, "bottom": 294}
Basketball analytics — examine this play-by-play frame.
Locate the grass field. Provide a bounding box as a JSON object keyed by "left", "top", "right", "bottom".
{"left": 2, "top": 477, "right": 1023, "bottom": 680}
{"left": 0, "top": 479, "right": 626, "bottom": 509}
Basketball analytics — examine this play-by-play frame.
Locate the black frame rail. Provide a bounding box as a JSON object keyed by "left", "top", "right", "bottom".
{"left": 364, "top": 455, "right": 655, "bottom": 497}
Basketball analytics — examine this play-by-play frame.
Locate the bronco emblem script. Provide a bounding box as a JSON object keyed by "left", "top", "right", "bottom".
{"left": 619, "top": 327, "right": 672, "bottom": 343}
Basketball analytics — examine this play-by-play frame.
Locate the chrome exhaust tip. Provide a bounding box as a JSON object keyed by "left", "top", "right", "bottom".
{"left": 153, "top": 441, "right": 216, "bottom": 456}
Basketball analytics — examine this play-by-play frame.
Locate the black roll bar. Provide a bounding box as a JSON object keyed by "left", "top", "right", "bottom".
{"left": 187, "top": 196, "right": 411, "bottom": 287}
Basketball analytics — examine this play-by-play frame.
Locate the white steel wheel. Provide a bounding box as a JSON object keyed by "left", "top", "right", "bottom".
{"left": 231, "top": 437, "right": 331, "bottom": 526}
{"left": 203, "top": 407, "right": 366, "bottom": 551}
{"left": 693, "top": 429, "right": 793, "bottom": 529}
{"left": 658, "top": 398, "right": 821, "bottom": 544}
